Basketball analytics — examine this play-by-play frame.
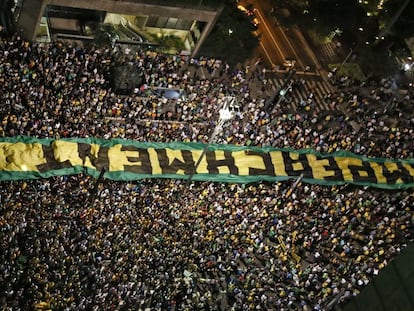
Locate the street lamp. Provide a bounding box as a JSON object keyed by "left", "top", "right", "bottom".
{"left": 265, "top": 80, "right": 293, "bottom": 128}
{"left": 186, "top": 96, "right": 237, "bottom": 185}
{"left": 265, "top": 69, "right": 296, "bottom": 113}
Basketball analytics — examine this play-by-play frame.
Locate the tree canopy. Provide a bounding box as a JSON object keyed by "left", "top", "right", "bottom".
{"left": 198, "top": 1, "right": 259, "bottom": 66}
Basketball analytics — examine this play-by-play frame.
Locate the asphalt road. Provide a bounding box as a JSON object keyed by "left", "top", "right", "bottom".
{"left": 244, "top": 0, "right": 321, "bottom": 73}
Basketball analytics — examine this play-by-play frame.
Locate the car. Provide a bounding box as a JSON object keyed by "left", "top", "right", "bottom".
{"left": 283, "top": 58, "right": 296, "bottom": 67}
{"left": 237, "top": 4, "right": 254, "bottom": 16}
{"left": 252, "top": 17, "right": 260, "bottom": 27}
{"left": 237, "top": 4, "right": 259, "bottom": 26}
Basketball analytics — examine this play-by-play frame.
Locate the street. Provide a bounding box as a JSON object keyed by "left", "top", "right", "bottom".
{"left": 242, "top": 0, "right": 321, "bottom": 73}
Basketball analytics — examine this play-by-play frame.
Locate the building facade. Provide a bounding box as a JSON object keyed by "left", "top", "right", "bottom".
{"left": 16, "top": 0, "right": 224, "bottom": 56}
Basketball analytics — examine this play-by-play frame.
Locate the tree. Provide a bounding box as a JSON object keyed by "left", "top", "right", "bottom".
{"left": 272, "top": 0, "right": 368, "bottom": 46}
{"left": 309, "top": 0, "right": 367, "bottom": 43}
{"left": 380, "top": 0, "right": 414, "bottom": 39}
{"left": 93, "top": 24, "right": 119, "bottom": 47}
{"left": 150, "top": 32, "right": 185, "bottom": 54}
{"left": 198, "top": 1, "right": 259, "bottom": 66}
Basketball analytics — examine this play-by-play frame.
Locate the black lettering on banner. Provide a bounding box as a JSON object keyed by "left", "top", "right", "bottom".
{"left": 245, "top": 150, "right": 275, "bottom": 176}
{"left": 282, "top": 151, "right": 313, "bottom": 178}
{"left": 205, "top": 150, "right": 238, "bottom": 175}
{"left": 77, "top": 143, "right": 102, "bottom": 170}
{"left": 380, "top": 162, "right": 414, "bottom": 184}
{"left": 37, "top": 145, "right": 72, "bottom": 173}
{"left": 318, "top": 155, "right": 344, "bottom": 182}
{"left": 349, "top": 160, "right": 377, "bottom": 183}
{"left": 156, "top": 149, "right": 195, "bottom": 175}
{"left": 96, "top": 145, "right": 110, "bottom": 171}
{"left": 121, "top": 145, "right": 152, "bottom": 174}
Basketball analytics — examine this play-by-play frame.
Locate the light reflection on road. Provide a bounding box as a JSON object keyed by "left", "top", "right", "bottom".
{"left": 253, "top": 8, "right": 285, "bottom": 60}
{"left": 244, "top": 0, "right": 320, "bottom": 73}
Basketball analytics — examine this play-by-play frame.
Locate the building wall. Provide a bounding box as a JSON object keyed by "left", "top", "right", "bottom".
{"left": 16, "top": 0, "right": 48, "bottom": 40}
{"left": 17, "top": 0, "right": 223, "bottom": 56}
{"left": 341, "top": 243, "right": 414, "bottom": 311}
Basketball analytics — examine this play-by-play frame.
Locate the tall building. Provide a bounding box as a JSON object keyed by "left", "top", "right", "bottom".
{"left": 16, "top": 0, "right": 224, "bottom": 56}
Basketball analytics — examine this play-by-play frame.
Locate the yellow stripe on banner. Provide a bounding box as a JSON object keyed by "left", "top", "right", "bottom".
{"left": 147, "top": 148, "right": 162, "bottom": 175}
{"left": 165, "top": 148, "right": 190, "bottom": 175}
{"left": 193, "top": 149, "right": 207, "bottom": 174}
{"left": 269, "top": 151, "right": 288, "bottom": 177}
{"left": 213, "top": 150, "right": 231, "bottom": 174}
{"left": 306, "top": 154, "right": 336, "bottom": 180}
{"left": 233, "top": 150, "right": 266, "bottom": 176}
{"left": 290, "top": 152, "right": 304, "bottom": 171}
{"left": 53, "top": 140, "right": 83, "bottom": 167}
{"left": 369, "top": 162, "right": 388, "bottom": 184}
{"left": 108, "top": 144, "right": 143, "bottom": 172}
{"left": 403, "top": 163, "right": 414, "bottom": 180}
{"left": 335, "top": 157, "right": 365, "bottom": 182}
{"left": 0, "top": 138, "right": 413, "bottom": 189}
{"left": 0, "top": 142, "right": 46, "bottom": 172}
{"left": 52, "top": 140, "right": 100, "bottom": 169}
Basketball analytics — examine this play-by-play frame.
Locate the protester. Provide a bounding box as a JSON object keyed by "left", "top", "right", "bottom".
{"left": 0, "top": 32, "right": 413, "bottom": 310}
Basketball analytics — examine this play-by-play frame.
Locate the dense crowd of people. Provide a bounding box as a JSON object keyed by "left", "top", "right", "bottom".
{"left": 1, "top": 33, "right": 413, "bottom": 310}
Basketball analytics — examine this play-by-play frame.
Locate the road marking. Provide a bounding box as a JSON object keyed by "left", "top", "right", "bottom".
{"left": 259, "top": 40, "right": 274, "bottom": 68}
{"left": 292, "top": 27, "right": 321, "bottom": 70}
{"left": 254, "top": 8, "right": 285, "bottom": 60}
{"left": 269, "top": 77, "right": 339, "bottom": 112}
{"left": 271, "top": 16, "right": 306, "bottom": 71}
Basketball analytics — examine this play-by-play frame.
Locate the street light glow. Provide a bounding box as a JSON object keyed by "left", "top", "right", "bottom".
{"left": 186, "top": 96, "right": 237, "bottom": 185}
{"left": 403, "top": 63, "right": 412, "bottom": 72}
{"left": 219, "top": 107, "right": 233, "bottom": 121}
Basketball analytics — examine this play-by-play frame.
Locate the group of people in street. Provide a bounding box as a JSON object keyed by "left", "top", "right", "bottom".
{"left": 0, "top": 33, "right": 413, "bottom": 310}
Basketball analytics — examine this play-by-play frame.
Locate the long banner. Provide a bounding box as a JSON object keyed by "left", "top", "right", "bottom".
{"left": 1, "top": 136, "right": 414, "bottom": 189}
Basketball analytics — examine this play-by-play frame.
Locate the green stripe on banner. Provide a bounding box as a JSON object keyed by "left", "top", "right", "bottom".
{"left": 0, "top": 136, "right": 414, "bottom": 189}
